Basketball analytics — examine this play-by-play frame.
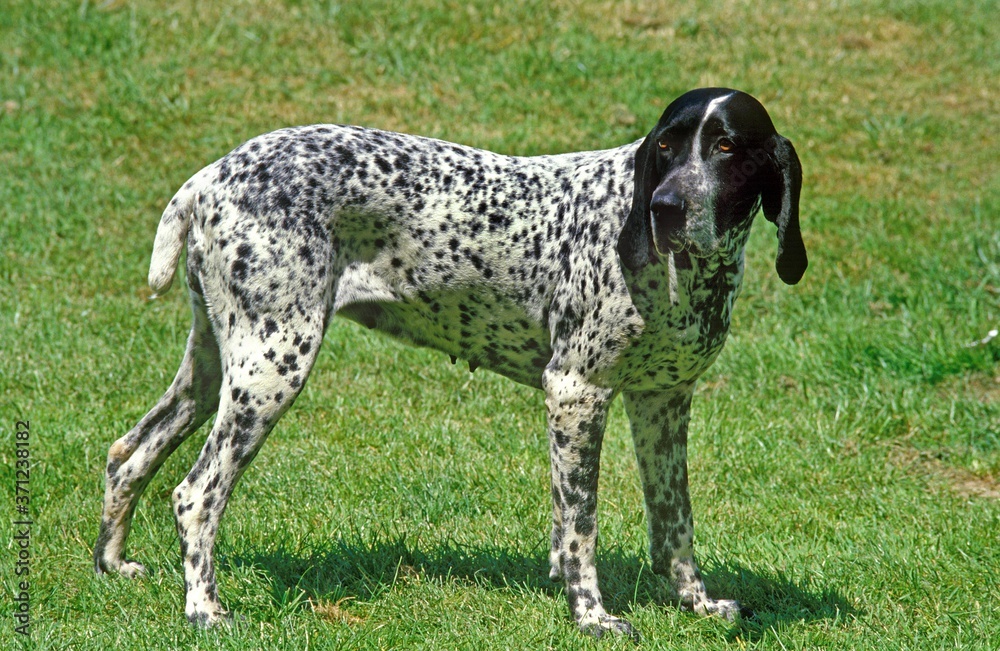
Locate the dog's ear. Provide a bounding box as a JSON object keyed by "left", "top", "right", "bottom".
{"left": 761, "top": 134, "right": 807, "bottom": 284}
{"left": 617, "top": 132, "right": 660, "bottom": 272}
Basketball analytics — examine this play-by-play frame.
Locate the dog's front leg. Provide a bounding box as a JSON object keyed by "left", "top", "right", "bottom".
{"left": 543, "top": 369, "right": 637, "bottom": 639}
{"left": 622, "top": 386, "right": 742, "bottom": 620}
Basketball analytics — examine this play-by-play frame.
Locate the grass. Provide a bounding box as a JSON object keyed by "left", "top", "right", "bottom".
{"left": 1, "top": 0, "right": 998, "bottom": 648}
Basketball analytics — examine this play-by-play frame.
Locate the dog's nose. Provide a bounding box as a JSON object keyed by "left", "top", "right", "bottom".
{"left": 650, "top": 191, "right": 686, "bottom": 225}
{"left": 650, "top": 191, "right": 687, "bottom": 251}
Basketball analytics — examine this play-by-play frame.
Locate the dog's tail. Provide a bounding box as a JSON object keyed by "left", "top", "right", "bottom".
{"left": 148, "top": 168, "right": 212, "bottom": 296}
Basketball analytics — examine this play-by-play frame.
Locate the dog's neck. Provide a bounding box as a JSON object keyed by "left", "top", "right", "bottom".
{"left": 628, "top": 247, "right": 746, "bottom": 312}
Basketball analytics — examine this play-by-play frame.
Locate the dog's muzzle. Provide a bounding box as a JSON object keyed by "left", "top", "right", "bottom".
{"left": 650, "top": 191, "right": 687, "bottom": 255}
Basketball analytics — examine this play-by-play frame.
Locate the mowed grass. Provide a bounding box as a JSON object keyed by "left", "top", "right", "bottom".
{"left": 1, "top": 0, "right": 998, "bottom": 649}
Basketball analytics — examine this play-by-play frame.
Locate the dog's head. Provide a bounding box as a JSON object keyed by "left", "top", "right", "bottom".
{"left": 617, "top": 88, "right": 806, "bottom": 284}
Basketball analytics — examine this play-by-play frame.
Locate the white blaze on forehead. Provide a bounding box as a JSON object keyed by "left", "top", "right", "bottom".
{"left": 690, "top": 93, "right": 734, "bottom": 171}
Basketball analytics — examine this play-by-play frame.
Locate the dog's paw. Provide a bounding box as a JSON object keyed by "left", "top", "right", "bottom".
{"left": 652, "top": 574, "right": 746, "bottom": 623}
{"left": 579, "top": 613, "right": 641, "bottom": 642}
{"left": 94, "top": 555, "right": 147, "bottom": 579}
{"left": 117, "top": 559, "right": 148, "bottom": 579}
{"left": 689, "top": 597, "right": 743, "bottom": 622}
{"left": 186, "top": 607, "right": 233, "bottom": 628}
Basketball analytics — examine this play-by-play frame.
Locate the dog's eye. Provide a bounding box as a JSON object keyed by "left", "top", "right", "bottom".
{"left": 657, "top": 140, "right": 670, "bottom": 151}
{"left": 718, "top": 138, "right": 735, "bottom": 153}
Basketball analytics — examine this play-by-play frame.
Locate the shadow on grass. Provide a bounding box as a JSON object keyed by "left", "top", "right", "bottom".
{"left": 701, "top": 563, "right": 859, "bottom": 643}
{"left": 227, "top": 536, "right": 855, "bottom": 635}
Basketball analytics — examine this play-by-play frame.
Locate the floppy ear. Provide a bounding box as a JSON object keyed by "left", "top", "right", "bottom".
{"left": 617, "top": 132, "right": 660, "bottom": 272}
{"left": 761, "top": 134, "right": 807, "bottom": 284}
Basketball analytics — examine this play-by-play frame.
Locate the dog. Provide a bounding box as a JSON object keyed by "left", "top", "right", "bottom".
{"left": 94, "top": 87, "right": 805, "bottom": 639}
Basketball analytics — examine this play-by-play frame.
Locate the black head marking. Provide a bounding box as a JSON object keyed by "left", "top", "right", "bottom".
{"left": 618, "top": 87, "right": 806, "bottom": 283}
{"left": 619, "top": 87, "right": 744, "bottom": 271}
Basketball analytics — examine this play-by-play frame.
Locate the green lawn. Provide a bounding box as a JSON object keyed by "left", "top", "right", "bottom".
{"left": 2, "top": 1, "right": 998, "bottom": 649}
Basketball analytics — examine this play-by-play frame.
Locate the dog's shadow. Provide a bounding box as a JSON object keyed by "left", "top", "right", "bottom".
{"left": 227, "top": 536, "right": 855, "bottom": 637}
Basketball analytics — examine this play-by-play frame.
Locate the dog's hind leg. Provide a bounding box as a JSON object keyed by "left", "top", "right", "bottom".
{"left": 94, "top": 290, "right": 222, "bottom": 577}
{"left": 171, "top": 311, "right": 325, "bottom": 626}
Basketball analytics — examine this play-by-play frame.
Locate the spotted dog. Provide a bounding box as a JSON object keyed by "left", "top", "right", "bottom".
{"left": 94, "top": 87, "right": 805, "bottom": 639}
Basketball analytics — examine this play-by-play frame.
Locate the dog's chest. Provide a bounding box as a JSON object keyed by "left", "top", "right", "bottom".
{"left": 613, "top": 256, "right": 745, "bottom": 390}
